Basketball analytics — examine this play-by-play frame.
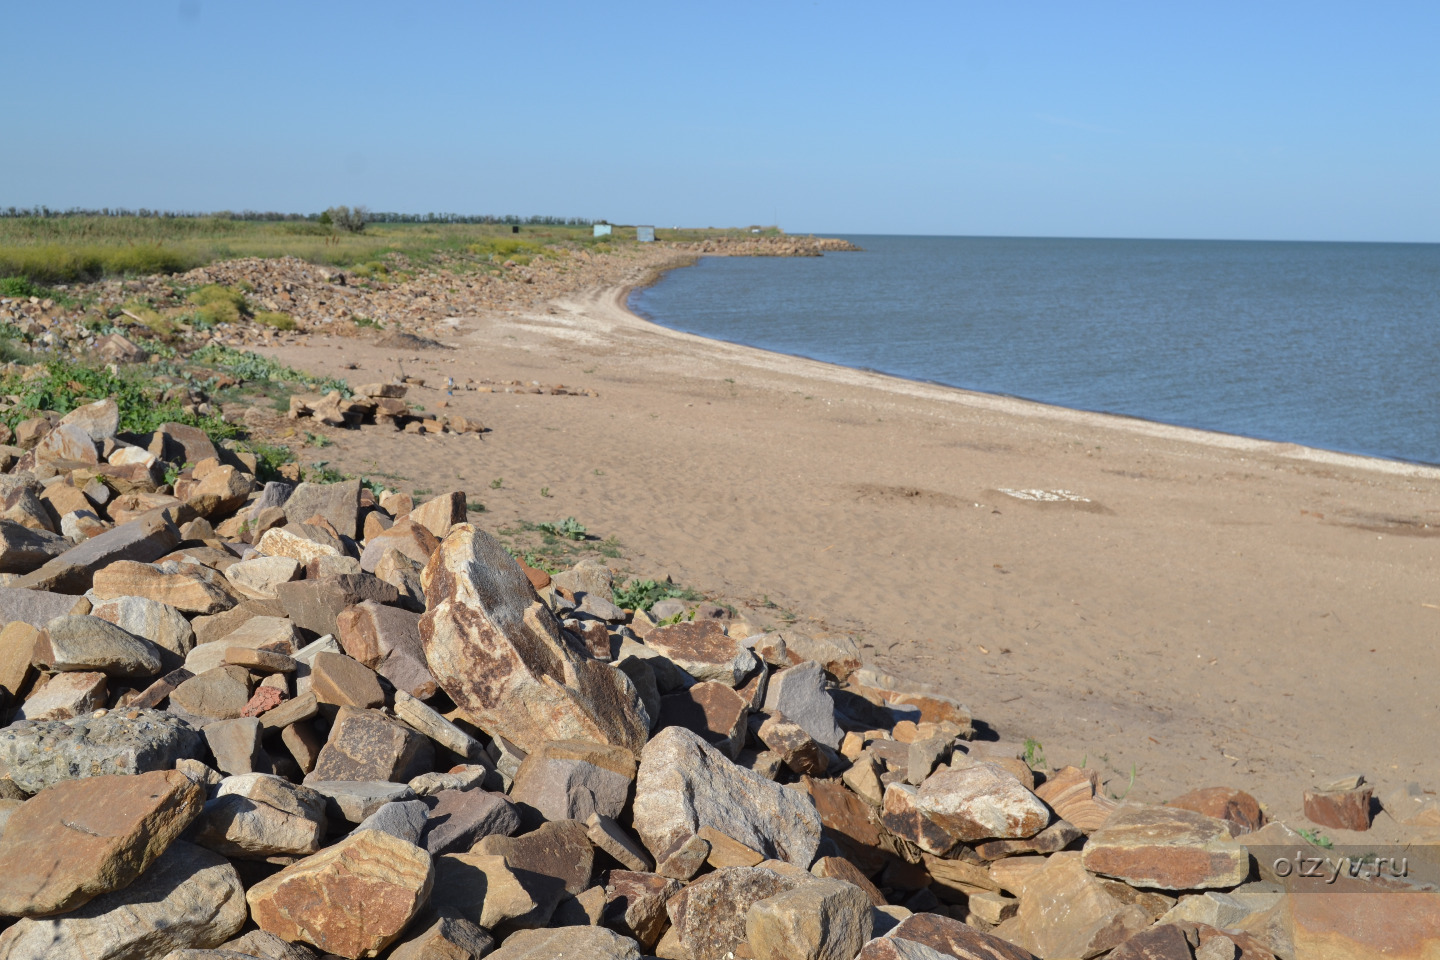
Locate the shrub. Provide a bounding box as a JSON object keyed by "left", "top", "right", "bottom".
{"left": 323, "top": 206, "right": 369, "bottom": 234}
{"left": 0, "top": 277, "right": 39, "bottom": 298}
{"left": 187, "top": 284, "right": 248, "bottom": 326}
{"left": 254, "top": 311, "right": 296, "bottom": 330}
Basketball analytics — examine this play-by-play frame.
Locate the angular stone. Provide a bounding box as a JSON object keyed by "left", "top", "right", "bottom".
{"left": 803, "top": 776, "right": 887, "bottom": 874}
{"left": 635, "top": 726, "right": 822, "bottom": 867}
{"left": 1081, "top": 803, "right": 1251, "bottom": 890}
{"left": 220, "top": 928, "right": 320, "bottom": 960}
{"left": 0, "top": 621, "right": 38, "bottom": 700}
{"left": 1170, "top": 787, "right": 1266, "bottom": 835}
{"left": 698, "top": 825, "right": 764, "bottom": 868}
{"left": 58, "top": 399, "right": 120, "bottom": 443}
{"left": 257, "top": 526, "right": 341, "bottom": 565}
{"left": 187, "top": 465, "right": 252, "bottom": 519}
{"left": 337, "top": 600, "right": 435, "bottom": 698}
{"left": 657, "top": 834, "right": 711, "bottom": 881}
{"left": 419, "top": 788, "right": 521, "bottom": 855}
{"left": 90, "top": 594, "right": 195, "bottom": 659}
{"left": 34, "top": 614, "right": 163, "bottom": 677}
{"left": 11, "top": 510, "right": 182, "bottom": 595}
{"left": 224, "top": 555, "right": 302, "bottom": 600}
{"left": 474, "top": 818, "right": 593, "bottom": 897}
{"left": 856, "top": 937, "right": 953, "bottom": 960}
{"left": 187, "top": 615, "right": 298, "bottom": 675}
{"left": 192, "top": 597, "right": 286, "bottom": 646}
{"left": 193, "top": 773, "right": 328, "bottom": 859}
{"left": 15, "top": 670, "right": 108, "bottom": 721}
{"left": 1303, "top": 786, "right": 1373, "bottom": 832}
{"left": 975, "top": 818, "right": 1083, "bottom": 860}
{"left": 420, "top": 523, "right": 649, "bottom": 754}
{"left": 409, "top": 492, "right": 466, "bottom": 539}
{"left": 391, "top": 689, "right": 486, "bottom": 762}
{"left": 487, "top": 926, "right": 642, "bottom": 960}
{"left": 0, "top": 842, "right": 246, "bottom": 960}
{"left": 907, "top": 737, "right": 953, "bottom": 786}
{"left": 226, "top": 646, "right": 296, "bottom": 673}
{"left": 152, "top": 422, "right": 219, "bottom": 465}
{"left": 882, "top": 782, "right": 958, "bottom": 856}
{"left": 1032, "top": 765, "right": 1117, "bottom": 834}
{"left": 0, "top": 519, "right": 69, "bottom": 573}
{"left": 310, "top": 780, "right": 417, "bottom": 823}
{"left": 512, "top": 747, "right": 634, "bottom": 823}
{"left": 1107, "top": 923, "right": 1198, "bottom": 960}
{"left": 0, "top": 769, "right": 203, "bottom": 917}
{"left": 658, "top": 681, "right": 749, "bottom": 759}
{"left": 311, "top": 651, "right": 384, "bottom": 708}
{"left": 888, "top": 912, "right": 1039, "bottom": 960}
{"left": 994, "top": 852, "right": 1152, "bottom": 959}
{"left": 645, "top": 619, "right": 758, "bottom": 687}
{"left": 204, "top": 717, "right": 264, "bottom": 775}
{"left": 0, "top": 586, "right": 80, "bottom": 628}
{"left": 666, "top": 865, "right": 803, "bottom": 960}
{"left": 361, "top": 519, "right": 440, "bottom": 572}
{"left": 588, "top": 813, "right": 654, "bottom": 872}
{"left": 246, "top": 828, "right": 433, "bottom": 959}
{"left": 430, "top": 851, "right": 558, "bottom": 930}
{"left": 92, "top": 560, "right": 237, "bottom": 615}
{"left": 356, "top": 799, "right": 429, "bottom": 844}
{"left": 306, "top": 706, "right": 432, "bottom": 784}
{"left": 758, "top": 711, "right": 829, "bottom": 774}
{"left": 917, "top": 763, "right": 1049, "bottom": 842}
{"left": 604, "top": 870, "right": 682, "bottom": 949}
{"left": 171, "top": 665, "right": 253, "bottom": 722}
{"left": 811, "top": 856, "right": 886, "bottom": 907}
{"left": 34, "top": 423, "right": 99, "bottom": 464}
{"left": 764, "top": 660, "right": 844, "bottom": 749}
{"left": 283, "top": 479, "right": 361, "bottom": 539}
{"left": 745, "top": 877, "right": 873, "bottom": 960}
{"left": 375, "top": 547, "right": 426, "bottom": 610}
{"left": 784, "top": 632, "right": 863, "bottom": 682}
{"left": 389, "top": 910, "right": 495, "bottom": 960}
{"left": 0, "top": 707, "right": 201, "bottom": 792}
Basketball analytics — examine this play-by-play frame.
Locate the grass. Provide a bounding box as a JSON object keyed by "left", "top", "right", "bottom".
{"left": 1023, "top": 738, "right": 1047, "bottom": 770}
{"left": 190, "top": 344, "right": 349, "bottom": 395}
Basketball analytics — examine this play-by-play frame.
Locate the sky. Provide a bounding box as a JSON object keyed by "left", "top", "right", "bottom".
{"left": 3, "top": 2, "right": 1438, "bottom": 241}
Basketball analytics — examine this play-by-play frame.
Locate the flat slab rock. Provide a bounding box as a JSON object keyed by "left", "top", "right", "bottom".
{"left": 486, "top": 926, "right": 643, "bottom": 960}
{"left": 632, "top": 726, "right": 821, "bottom": 868}
{"left": 1080, "top": 802, "right": 1251, "bottom": 890}
{"left": 0, "top": 708, "right": 202, "bottom": 794}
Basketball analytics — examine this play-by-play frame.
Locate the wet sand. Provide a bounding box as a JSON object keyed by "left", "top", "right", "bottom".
{"left": 261, "top": 272, "right": 1440, "bottom": 837}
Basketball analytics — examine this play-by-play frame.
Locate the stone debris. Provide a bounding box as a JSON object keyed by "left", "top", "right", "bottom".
{"left": 0, "top": 462, "right": 1380, "bottom": 960}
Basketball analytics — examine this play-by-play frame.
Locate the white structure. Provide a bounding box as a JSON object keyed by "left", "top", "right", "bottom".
{"left": 636, "top": 225, "right": 655, "bottom": 242}
{"left": 593, "top": 223, "right": 612, "bottom": 237}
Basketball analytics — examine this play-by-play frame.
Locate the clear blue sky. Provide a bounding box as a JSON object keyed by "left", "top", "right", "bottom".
{"left": 4, "top": 2, "right": 1437, "bottom": 241}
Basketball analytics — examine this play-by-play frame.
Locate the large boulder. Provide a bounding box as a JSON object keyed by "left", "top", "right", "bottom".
{"left": 1080, "top": 803, "right": 1251, "bottom": 890}
{"left": 633, "top": 726, "right": 821, "bottom": 868}
{"left": 419, "top": 524, "right": 649, "bottom": 755}
{"left": 0, "top": 708, "right": 202, "bottom": 793}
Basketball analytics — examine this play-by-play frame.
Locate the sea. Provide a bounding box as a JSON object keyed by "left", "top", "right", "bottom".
{"left": 627, "top": 236, "right": 1440, "bottom": 465}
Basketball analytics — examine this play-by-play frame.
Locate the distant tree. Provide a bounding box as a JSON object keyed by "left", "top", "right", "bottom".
{"left": 323, "top": 205, "right": 368, "bottom": 233}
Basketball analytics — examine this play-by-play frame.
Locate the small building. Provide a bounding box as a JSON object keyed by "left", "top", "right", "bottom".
{"left": 593, "top": 223, "right": 612, "bottom": 237}
{"left": 636, "top": 225, "right": 655, "bottom": 243}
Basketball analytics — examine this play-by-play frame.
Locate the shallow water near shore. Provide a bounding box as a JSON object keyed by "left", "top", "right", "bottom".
{"left": 630, "top": 235, "right": 1440, "bottom": 464}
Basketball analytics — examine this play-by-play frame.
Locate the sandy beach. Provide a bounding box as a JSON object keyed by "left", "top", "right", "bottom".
{"left": 258, "top": 259, "right": 1440, "bottom": 836}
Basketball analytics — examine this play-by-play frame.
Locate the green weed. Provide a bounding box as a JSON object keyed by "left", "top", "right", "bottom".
{"left": 536, "top": 517, "right": 587, "bottom": 541}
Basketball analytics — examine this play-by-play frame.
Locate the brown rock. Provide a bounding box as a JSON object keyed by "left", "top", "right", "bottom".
{"left": 1107, "top": 923, "right": 1196, "bottom": 960}
{"left": 1081, "top": 803, "right": 1251, "bottom": 890}
{"left": 645, "top": 619, "right": 758, "bottom": 687}
{"left": 311, "top": 651, "right": 385, "bottom": 709}
{"left": 224, "top": 646, "right": 296, "bottom": 673}
{"left": 512, "top": 740, "right": 636, "bottom": 823}
{"left": 588, "top": 813, "right": 654, "bottom": 872}
{"left": 745, "top": 877, "right": 874, "bottom": 960}
{"left": 1032, "top": 765, "right": 1118, "bottom": 834}
{"left": 0, "top": 770, "right": 203, "bottom": 917}
{"left": 205, "top": 717, "right": 265, "bottom": 775}
{"left": 257, "top": 526, "right": 341, "bottom": 565}
{"left": 241, "top": 685, "right": 286, "bottom": 717}
{"left": 0, "top": 519, "right": 69, "bottom": 573}
{"left": 485, "top": 926, "right": 643, "bottom": 959}
{"left": 16, "top": 670, "right": 107, "bottom": 721}
{"left": 306, "top": 706, "right": 431, "bottom": 784}
{"left": 430, "top": 851, "right": 549, "bottom": 931}
{"left": 409, "top": 492, "right": 466, "bottom": 539}
{"left": 246, "top": 828, "right": 434, "bottom": 959}
{"left": 419, "top": 788, "right": 521, "bottom": 856}
{"left": 1303, "top": 786, "right": 1373, "bottom": 832}
{"left": 171, "top": 665, "right": 253, "bottom": 722}
{"left": 475, "top": 818, "right": 594, "bottom": 895}
{"left": 11, "top": 509, "right": 182, "bottom": 594}
{"left": 974, "top": 819, "right": 1083, "bottom": 860}
{"left": 187, "top": 465, "right": 252, "bottom": 519}
{"left": 419, "top": 524, "right": 649, "bottom": 755}
{"left": 34, "top": 423, "right": 99, "bottom": 464}
{"left": 657, "top": 834, "right": 711, "bottom": 881}
{"left": 889, "top": 911, "right": 1039, "bottom": 960}
{"left": 658, "top": 681, "right": 749, "bottom": 758}
{"left": 882, "top": 782, "right": 957, "bottom": 856}
{"left": 698, "top": 825, "right": 765, "bottom": 868}
{"left": 803, "top": 776, "right": 887, "bottom": 874}
{"left": 1170, "top": 787, "right": 1266, "bottom": 835}
{"left": 92, "top": 560, "right": 237, "bottom": 614}
{"left": 917, "top": 762, "right": 1049, "bottom": 843}
{"left": 604, "top": 870, "right": 683, "bottom": 949}
{"left": 282, "top": 479, "right": 362, "bottom": 539}
{"left": 336, "top": 599, "right": 434, "bottom": 698}
{"left": 994, "top": 852, "right": 1152, "bottom": 959}
{"left": 665, "top": 865, "right": 803, "bottom": 960}
{"left": 757, "top": 711, "right": 828, "bottom": 774}
{"left": 811, "top": 856, "right": 886, "bottom": 906}
{"left": 0, "top": 621, "right": 40, "bottom": 699}
{"left": 361, "top": 519, "right": 440, "bottom": 572}
{"left": 277, "top": 577, "right": 397, "bottom": 640}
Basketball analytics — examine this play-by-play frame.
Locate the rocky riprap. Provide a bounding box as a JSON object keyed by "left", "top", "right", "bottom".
{"left": 0, "top": 399, "right": 1428, "bottom": 959}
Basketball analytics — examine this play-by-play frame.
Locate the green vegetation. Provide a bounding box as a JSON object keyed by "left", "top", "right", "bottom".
{"left": 1297, "top": 827, "right": 1335, "bottom": 849}
{"left": 190, "top": 344, "right": 349, "bottom": 395}
{"left": 612, "top": 578, "right": 703, "bottom": 612}
{"left": 0, "top": 276, "right": 41, "bottom": 298}
{"left": 536, "top": 517, "right": 587, "bottom": 541}
{"left": 1023, "top": 738, "right": 1047, "bottom": 770}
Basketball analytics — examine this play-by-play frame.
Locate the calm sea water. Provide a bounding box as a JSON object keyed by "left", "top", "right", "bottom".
{"left": 629, "top": 236, "right": 1440, "bottom": 464}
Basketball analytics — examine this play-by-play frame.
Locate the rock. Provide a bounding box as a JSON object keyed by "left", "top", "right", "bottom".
{"left": 887, "top": 912, "right": 1039, "bottom": 960}
{"left": 1107, "top": 924, "right": 1199, "bottom": 960}
{"left": 811, "top": 856, "right": 886, "bottom": 907}
{"left": 784, "top": 632, "right": 863, "bottom": 682}
{"left": 757, "top": 711, "right": 829, "bottom": 774}
{"left": 974, "top": 818, "right": 1083, "bottom": 860}
{"left": 361, "top": 519, "right": 440, "bottom": 572}
{"left": 171, "top": 666, "right": 253, "bottom": 722}
{"left": 257, "top": 527, "right": 342, "bottom": 565}
{"left": 764, "top": 660, "right": 843, "bottom": 749}
{"left": 1303, "top": 786, "right": 1373, "bottom": 832}
{"left": 409, "top": 492, "right": 467, "bottom": 538}
{"left": 430, "top": 850, "right": 560, "bottom": 930}
{"left": 802, "top": 777, "right": 887, "bottom": 874}
{"left": 227, "top": 647, "right": 296, "bottom": 673}
{"left": 34, "top": 613, "right": 164, "bottom": 677}
{"left": 356, "top": 799, "right": 429, "bottom": 844}
{"left": 247, "top": 829, "right": 434, "bottom": 959}
{"left": 193, "top": 598, "right": 287, "bottom": 646}
{"left": 283, "top": 479, "right": 361, "bottom": 539}
{"left": 1285, "top": 872, "right": 1440, "bottom": 960}
{"left": 1032, "top": 765, "right": 1117, "bottom": 834}
{"left": 0, "top": 708, "right": 202, "bottom": 793}
{"left": 634, "top": 726, "right": 822, "bottom": 868}
{"left": 221, "top": 928, "right": 320, "bottom": 960}
{"left": 588, "top": 813, "right": 655, "bottom": 872}
{"left": 994, "top": 852, "right": 1152, "bottom": 959}
{"left": 0, "top": 519, "right": 69, "bottom": 573}
{"left": 1081, "top": 803, "right": 1251, "bottom": 890}
{"left": 487, "top": 927, "right": 642, "bottom": 960}
{"left": 0, "top": 621, "right": 38, "bottom": 700}
{"left": 11, "top": 510, "right": 181, "bottom": 595}
{"left": 205, "top": 717, "right": 265, "bottom": 775}
{"left": 475, "top": 818, "right": 594, "bottom": 897}
{"left": 0, "top": 769, "right": 203, "bottom": 917}
{"left": 657, "top": 681, "right": 749, "bottom": 759}
{"left": 310, "top": 651, "right": 384, "bottom": 708}
{"left": 375, "top": 547, "right": 426, "bottom": 610}
{"left": 224, "top": 556, "right": 302, "bottom": 600}
{"left": 389, "top": 910, "right": 495, "bottom": 960}
{"left": 193, "top": 773, "right": 328, "bottom": 858}
{"left": 15, "top": 670, "right": 108, "bottom": 720}
{"left": 151, "top": 422, "right": 219, "bottom": 465}
{"left": 856, "top": 935, "right": 953, "bottom": 959}
{"left": 1236, "top": 820, "right": 1312, "bottom": 883}
{"left": 0, "top": 842, "right": 246, "bottom": 960}
{"left": 419, "top": 788, "right": 521, "bottom": 855}
{"left": 92, "top": 559, "right": 237, "bottom": 614}
{"left": 306, "top": 706, "right": 432, "bottom": 784}
{"left": 882, "top": 782, "right": 961, "bottom": 856}
{"left": 310, "top": 780, "right": 417, "bottom": 823}
{"left": 1169, "top": 787, "right": 1266, "bottom": 835}
{"left": 657, "top": 833, "right": 712, "bottom": 881}
{"left": 34, "top": 422, "right": 99, "bottom": 464}
{"left": 419, "top": 524, "right": 649, "bottom": 755}
{"left": 58, "top": 399, "right": 120, "bottom": 442}
{"left": 666, "top": 865, "right": 802, "bottom": 960}
{"left": 91, "top": 594, "right": 195, "bottom": 659}
{"left": 187, "top": 616, "right": 298, "bottom": 674}
{"left": 278, "top": 575, "right": 398, "bottom": 638}
{"left": 644, "top": 619, "right": 758, "bottom": 687}
{"left": 917, "top": 762, "right": 1049, "bottom": 842}
{"left": 187, "top": 466, "right": 252, "bottom": 519}
{"left": 745, "top": 877, "right": 874, "bottom": 960}
{"left": 0, "top": 585, "right": 81, "bottom": 628}
{"left": 336, "top": 600, "right": 434, "bottom": 698}
{"left": 63, "top": 509, "right": 111, "bottom": 540}
{"left": 604, "top": 870, "right": 683, "bottom": 949}
{"left": 512, "top": 739, "right": 636, "bottom": 823}
{"left": 1381, "top": 781, "right": 1440, "bottom": 827}
{"left": 392, "top": 689, "right": 488, "bottom": 762}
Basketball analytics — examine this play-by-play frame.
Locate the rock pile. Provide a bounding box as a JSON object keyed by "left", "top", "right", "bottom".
{"left": 0, "top": 418, "right": 1424, "bottom": 959}
{"left": 287, "top": 382, "right": 485, "bottom": 436}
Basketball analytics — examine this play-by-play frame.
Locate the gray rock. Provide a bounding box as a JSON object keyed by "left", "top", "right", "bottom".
{"left": 9, "top": 510, "right": 182, "bottom": 594}
{"left": 0, "top": 842, "right": 246, "bottom": 960}
{"left": 763, "top": 661, "right": 843, "bottom": 750}
{"left": 633, "top": 726, "right": 822, "bottom": 868}
{"left": 308, "top": 780, "right": 417, "bottom": 823}
{"left": 221, "top": 929, "right": 319, "bottom": 960}
{"left": 355, "top": 799, "right": 429, "bottom": 844}
{"left": 389, "top": 910, "right": 495, "bottom": 960}
{"left": 58, "top": 399, "right": 120, "bottom": 442}
{"left": 0, "top": 585, "right": 82, "bottom": 627}
{"left": 247, "top": 481, "right": 295, "bottom": 521}
{"left": 204, "top": 718, "right": 265, "bottom": 776}
{"left": 0, "top": 708, "right": 202, "bottom": 793}
{"left": 0, "top": 519, "right": 70, "bottom": 573}
{"left": 512, "top": 753, "right": 634, "bottom": 823}
{"left": 35, "top": 614, "right": 164, "bottom": 677}
{"left": 90, "top": 594, "right": 196, "bottom": 659}
{"left": 282, "top": 479, "right": 361, "bottom": 538}
{"left": 305, "top": 705, "right": 433, "bottom": 785}
{"left": 392, "top": 690, "right": 490, "bottom": 765}
{"left": 420, "top": 788, "right": 522, "bottom": 855}
{"left": 193, "top": 773, "right": 328, "bottom": 859}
